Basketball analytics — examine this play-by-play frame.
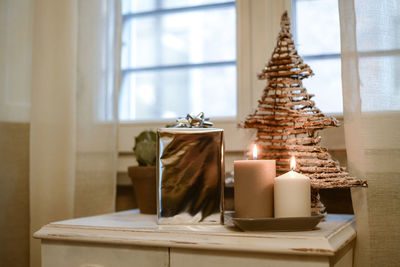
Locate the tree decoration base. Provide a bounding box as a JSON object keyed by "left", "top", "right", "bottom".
{"left": 311, "top": 189, "right": 326, "bottom": 216}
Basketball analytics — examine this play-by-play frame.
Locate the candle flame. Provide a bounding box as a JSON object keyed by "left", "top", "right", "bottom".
{"left": 252, "top": 144, "right": 258, "bottom": 160}
{"left": 290, "top": 156, "right": 296, "bottom": 170}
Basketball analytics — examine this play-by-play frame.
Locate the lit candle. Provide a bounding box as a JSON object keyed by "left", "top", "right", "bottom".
{"left": 234, "top": 145, "right": 276, "bottom": 218}
{"left": 274, "top": 156, "right": 311, "bottom": 218}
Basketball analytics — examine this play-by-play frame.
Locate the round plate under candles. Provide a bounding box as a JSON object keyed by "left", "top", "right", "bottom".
{"left": 232, "top": 215, "right": 325, "bottom": 232}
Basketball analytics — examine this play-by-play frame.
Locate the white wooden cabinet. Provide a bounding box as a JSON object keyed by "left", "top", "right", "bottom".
{"left": 34, "top": 210, "right": 356, "bottom": 267}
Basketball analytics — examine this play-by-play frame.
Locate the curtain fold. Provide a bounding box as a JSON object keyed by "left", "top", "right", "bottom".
{"left": 74, "top": 0, "right": 121, "bottom": 218}
{"left": 30, "top": 1, "right": 77, "bottom": 265}
{"left": 0, "top": 0, "right": 33, "bottom": 265}
{"left": 339, "top": 0, "right": 400, "bottom": 266}
{"left": 30, "top": 0, "right": 121, "bottom": 266}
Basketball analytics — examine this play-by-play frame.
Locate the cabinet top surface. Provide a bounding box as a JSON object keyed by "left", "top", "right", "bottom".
{"left": 34, "top": 210, "right": 355, "bottom": 256}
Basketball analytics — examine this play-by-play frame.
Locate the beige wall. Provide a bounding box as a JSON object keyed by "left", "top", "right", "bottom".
{"left": 0, "top": 122, "right": 30, "bottom": 266}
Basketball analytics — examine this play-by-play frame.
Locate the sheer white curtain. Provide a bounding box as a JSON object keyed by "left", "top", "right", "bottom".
{"left": 30, "top": 0, "right": 121, "bottom": 266}
{"left": 0, "top": 1, "right": 33, "bottom": 266}
{"left": 339, "top": 0, "right": 400, "bottom": 266}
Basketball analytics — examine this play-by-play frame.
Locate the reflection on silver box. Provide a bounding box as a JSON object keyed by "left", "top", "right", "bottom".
{"left": 157, "top": 128, "right": 224, "bottom": 224}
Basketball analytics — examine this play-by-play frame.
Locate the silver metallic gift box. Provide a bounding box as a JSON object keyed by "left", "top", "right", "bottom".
{"left": 157, "top": 127, "right": 225, "bottom": 225}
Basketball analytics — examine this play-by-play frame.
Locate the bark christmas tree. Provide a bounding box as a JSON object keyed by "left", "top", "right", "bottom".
{"left": 239, "top": 11, "right": 365, "bottom": 189}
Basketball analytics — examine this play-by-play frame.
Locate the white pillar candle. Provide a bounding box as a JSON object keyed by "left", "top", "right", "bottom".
{"left": 274, "top": 156, "right": 311, "bottom": 218}
{"left": 234, "top": 145, "right": 276, "bottom": 218}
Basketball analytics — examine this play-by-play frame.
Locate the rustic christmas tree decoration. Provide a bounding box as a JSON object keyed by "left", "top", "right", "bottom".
{"left": 239, "top": 11, "right": 367, "bottom": 191}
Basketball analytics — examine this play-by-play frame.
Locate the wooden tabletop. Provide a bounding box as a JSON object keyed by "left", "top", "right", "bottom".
{"left": 34, "top": 210, "right": 356, "bottom": 257}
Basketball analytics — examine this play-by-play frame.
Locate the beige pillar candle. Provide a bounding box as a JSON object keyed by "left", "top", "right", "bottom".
{"left": 274, "top": 156, "right": 311, "bottom": 218}
{"left": 234, "top": 145, "right": 276, "bottom": 218}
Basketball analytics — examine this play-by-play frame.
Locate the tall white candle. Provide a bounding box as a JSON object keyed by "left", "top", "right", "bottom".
{"left": 234, "top": 145, "right": 276, "bottom": 218}
{"left": 274, "top": 156, "right": 311, "bottom": 218}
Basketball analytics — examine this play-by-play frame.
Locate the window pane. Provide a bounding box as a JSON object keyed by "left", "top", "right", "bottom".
{"left": 122, "top": 0, "right": 156, "bottom": 14}
{"left": 301, "top": 58, "right": 343, "bottom": 114}
{"left": 359, "top": 54, "right": 400, "bottom": 112}
{"left": 119, "top": 66, "right": 236, "bottom": 121}
{"left": 295, "top": 0, "right": 341, "bottom": 55}
{"left": 162, "top": 0, "right": 234, "bottom": 9}
{"left": 355, "top": 0, "right": 400, "bottom": 52}
{"left": 121, "top": 17, "right": 158, "bottom": 68}
{"left": 121, "top": 7, "right": 236, "bottom": 68}
{"left": 294, "top": 0, "right": 343, "bottom": 114}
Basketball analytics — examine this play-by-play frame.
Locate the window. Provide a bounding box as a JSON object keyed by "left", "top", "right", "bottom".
{"left": 119, "top": 0, "right": 237, "bottom": 121}
{"left": 117, "top": 1, "right": 348, "bottom": 154}
{"left": 292, "top": 0, "right": 343, "bottom": 114}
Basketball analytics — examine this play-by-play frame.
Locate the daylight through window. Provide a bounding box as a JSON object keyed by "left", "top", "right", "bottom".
{"left": 293, "top": 0, "right": 343, "bottom": 114}
{"left": 119, "top": 0, "right": 237, "bottom": 121}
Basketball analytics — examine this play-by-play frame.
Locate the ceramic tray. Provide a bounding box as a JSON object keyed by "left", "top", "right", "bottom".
{"left": 232, "top": 214, "right": 325, "bottom": 232}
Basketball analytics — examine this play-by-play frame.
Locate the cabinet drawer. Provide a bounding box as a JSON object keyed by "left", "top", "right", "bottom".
{"left": 42, "top": 240, "right": 169, "bottom": 267}
{"left": 170, "top": 248, "right": 330, "bottom": 267}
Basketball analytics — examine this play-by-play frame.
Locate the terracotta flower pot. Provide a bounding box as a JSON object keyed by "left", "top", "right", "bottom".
{"left": 127, "top": 166, "right": 156, "bottom": 214}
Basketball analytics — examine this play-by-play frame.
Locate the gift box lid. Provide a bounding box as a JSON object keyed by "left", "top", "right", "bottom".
{"left": 157, "top": 127, "right": 223, "bottom": 134}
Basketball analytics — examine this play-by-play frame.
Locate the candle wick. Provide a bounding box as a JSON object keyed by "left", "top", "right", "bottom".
{"left": 290, "top": 156, "right": 296, "bottom": 170}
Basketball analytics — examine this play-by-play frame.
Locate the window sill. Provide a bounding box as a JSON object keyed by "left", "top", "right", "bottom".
{"left": 118, "top": 117, "right": 253, "bottom": 153}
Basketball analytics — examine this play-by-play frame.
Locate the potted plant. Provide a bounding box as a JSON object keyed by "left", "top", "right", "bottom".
{"left": 127, "top": 130, "right": 157, "bottom": 214}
